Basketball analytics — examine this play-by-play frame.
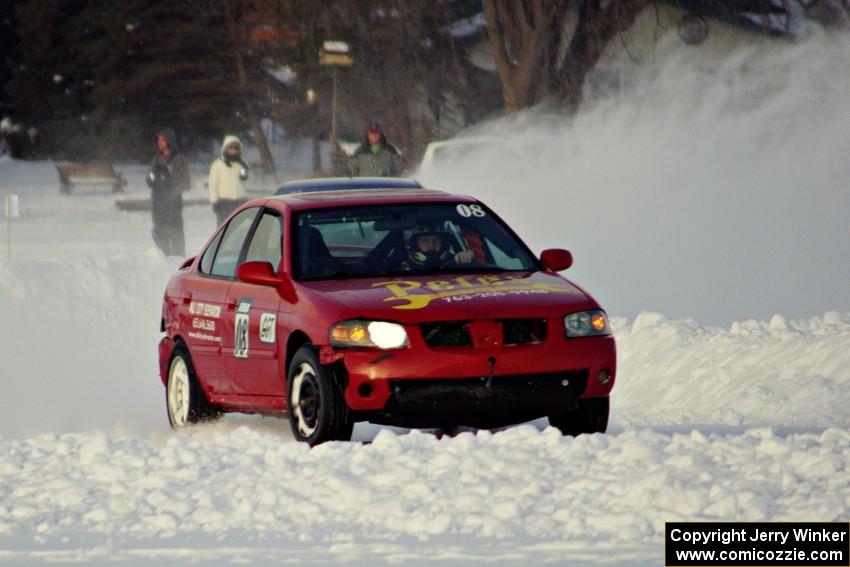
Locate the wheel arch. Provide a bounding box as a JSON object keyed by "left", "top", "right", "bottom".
{"left": 172, "top": 334, "right": 188, "bottom": 349}
{"left": 284, "top": 330, "right": 313, "bottom": 377}
{"left": 164, "top": 335, "right": 221, "bottom": 427}
{"left": 160, "top": 334, "right": 189, "bottom": 386}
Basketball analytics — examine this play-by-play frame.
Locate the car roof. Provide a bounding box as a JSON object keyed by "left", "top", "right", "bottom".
{"left": 268, "top": 186, "right": 476, "bottom": 211}
{"left": 274, "top": 177, "right": 422, "bottom": 196}
{"left": 267, "top": 178, "right": 476, "bottom": 210}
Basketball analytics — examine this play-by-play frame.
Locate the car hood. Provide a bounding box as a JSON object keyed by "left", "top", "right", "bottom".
{"left": 296, "top": 270, "right": 596, "bottom": 322}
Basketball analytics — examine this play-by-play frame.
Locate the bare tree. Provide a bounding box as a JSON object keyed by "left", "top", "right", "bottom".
{"left": 482, "top": 0, "right": 567, "bottom": 111}
{"left": 554, "top": 0, "right": 648, "bottom": 109}
{"left": 483, "top": 0, "right": 648, "bottom": 111}
{"left": 207, "top": 0, "right": 280, "bottom": 178}
{"left": 283, "top": 0, "right": 481, "bottom": 169}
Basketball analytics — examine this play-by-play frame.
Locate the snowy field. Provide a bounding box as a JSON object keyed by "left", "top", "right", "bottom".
{"left": 1, "top": 36, "right": 849, "bottom": 566}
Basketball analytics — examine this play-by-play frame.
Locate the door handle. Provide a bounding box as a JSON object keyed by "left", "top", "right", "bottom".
{"left": 226, "top": 300, "right": 237, "bottom": 311}
{"left": 182, "top": 293, "right": 193, "bottom": 305}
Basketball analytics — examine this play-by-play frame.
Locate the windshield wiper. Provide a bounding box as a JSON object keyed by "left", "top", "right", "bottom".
{"left": 439, "top": 264, "right": 506, "bottom": 274}
{"left": 378, "top": 265, "right": 510, "bottom": 277}
{"left": 300, "top": 270, "right": 370, "bottom": 281}
{"left": 302, "top": 265, "right": 526, "bottom": 281}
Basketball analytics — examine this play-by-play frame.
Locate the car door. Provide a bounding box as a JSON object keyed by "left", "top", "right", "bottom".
{"left": 225, "top": 208, "right": 285, "bottom": 397}
{"left": 200, "top": 206, "right": 261, "bottom": 395}
{"left": 179, "top": 226, "right": 231, "bottom": 395}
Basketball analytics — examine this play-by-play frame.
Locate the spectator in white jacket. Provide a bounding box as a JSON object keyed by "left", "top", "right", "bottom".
{"left": 209, "top": 135, "right": 249, "bottom": 226}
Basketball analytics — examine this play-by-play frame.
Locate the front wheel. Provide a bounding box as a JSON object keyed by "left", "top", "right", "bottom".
{"left": 166, "top": 343, "right": 219, "bottom": 428}
{"left": 548, "top": 397, "right": 609, "bottom": 436}
{"left": 287, "top": 346, "right": 353, "bottom": 446}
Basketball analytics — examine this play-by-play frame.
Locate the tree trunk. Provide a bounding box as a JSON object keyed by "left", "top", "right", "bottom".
{"left": 247, "top": 108, "right": 277, "bottom": 181}
{"left": 554, "top": 0, "right": 649, "bottom": 110}
{"left": 482, "top": 0, "right": 553, "bottom": 111}
{"left": 225, "top": 1, "right": 277, "bottom": 179}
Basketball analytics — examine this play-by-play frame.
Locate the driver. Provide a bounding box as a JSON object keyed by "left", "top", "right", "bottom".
{"left": 403, "top": 231, "right": 474, "bottom": 270}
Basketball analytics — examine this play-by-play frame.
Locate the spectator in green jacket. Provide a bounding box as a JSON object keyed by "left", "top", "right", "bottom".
{"left": 348, "top": 122, "right": 401, "bottom": 177}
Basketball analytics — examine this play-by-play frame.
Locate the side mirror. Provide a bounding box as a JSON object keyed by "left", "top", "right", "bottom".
{"left": 540, "top": 248, "right": 573, "bottom": 272}
{"left": 236, "top": 261, "right": 283, "bottom": 287}
{"left": 236, "top": 261, "right": 298, "bottom": 303}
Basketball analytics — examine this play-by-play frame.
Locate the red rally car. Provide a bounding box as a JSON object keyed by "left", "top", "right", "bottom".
{"left": 159, "top": 180, "right": 616, "bottom": 446}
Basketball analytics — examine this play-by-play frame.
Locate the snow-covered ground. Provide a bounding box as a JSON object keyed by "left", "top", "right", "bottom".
{"left": 1, "top": 35, "right": 849, "bottom": 566}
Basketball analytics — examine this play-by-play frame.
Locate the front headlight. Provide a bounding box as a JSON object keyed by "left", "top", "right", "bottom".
{"left": 564, "top": 310, "right": 611, "bottom": 338}
{"left": 329, "top": 320, "right": 409, "bottom": 349}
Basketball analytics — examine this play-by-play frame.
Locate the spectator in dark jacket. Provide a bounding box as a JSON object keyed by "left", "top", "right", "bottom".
{"left": 146, "top": 128, "right": 190, "bottom": 256}
{"left": 348, "top": 122, "right": 401, "bottom": 177}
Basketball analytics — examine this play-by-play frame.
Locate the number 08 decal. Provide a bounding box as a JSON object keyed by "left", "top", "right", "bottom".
{"left": 234, "top": 300, "right": 252, "bottom": 358}
{"left": 456, "top": 204, "right": 486, "bottom": 218}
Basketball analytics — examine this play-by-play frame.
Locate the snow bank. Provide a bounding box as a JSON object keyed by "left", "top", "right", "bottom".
{"left": 613, "top": 311, "right": 850, "bottom": 427}
{"left": 1, "top": 425, "right": 849, "bottom": 564}
{"left": 0, "top": 253, "right": 173, "bottom": 438}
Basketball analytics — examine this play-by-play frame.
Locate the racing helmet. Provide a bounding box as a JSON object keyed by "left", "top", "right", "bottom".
{"left": 408, "top": 230, "right": 452, "bottom": 268}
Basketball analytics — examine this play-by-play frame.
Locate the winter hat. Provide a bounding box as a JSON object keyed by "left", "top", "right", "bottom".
{"left": 220, "top": 135, "right": 243, "bottom": 159}
{"left": 157, "top": 128, "right": 179, "bottom": 152}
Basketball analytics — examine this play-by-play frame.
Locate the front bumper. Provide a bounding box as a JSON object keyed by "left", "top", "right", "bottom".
{"left": 337, "top": 333, "right": 616, "bottom": 421}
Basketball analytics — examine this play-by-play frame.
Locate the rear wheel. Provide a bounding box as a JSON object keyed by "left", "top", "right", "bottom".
{"left": 548, "top": 397, "right": 609, "bottom": 436}
{"left": 166, "top": 343, "right": 219, "bottom": 428}
{"left": 287, "top": 346, "right": 353, "bottom": 446}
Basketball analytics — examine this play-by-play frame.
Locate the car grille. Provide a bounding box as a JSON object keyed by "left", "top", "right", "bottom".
{"left": 391, "top": 371, "right": 588, "bottom": 402}
{"left": 503, "top": 318, "right": 547, "bottom": 345}
{"left": 420, "top": 322, "right": 472, "bottom": 348}
{"left": 378, "top": 370, "right": 589, "bottom": 429}
{"left": 420, "top": 319, "right": 547, "bottom": 348}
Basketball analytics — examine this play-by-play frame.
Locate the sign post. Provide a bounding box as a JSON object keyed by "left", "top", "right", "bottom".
{"left": 319, "top": 40, "right": 353, "bottom": 151}
{"left": 5, "top": 193, "right": 18, "bottom": 258}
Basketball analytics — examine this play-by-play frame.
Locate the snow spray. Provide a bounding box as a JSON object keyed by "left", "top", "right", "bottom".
{"left": 417, "top": 33, "right": 850, "bottom": 325}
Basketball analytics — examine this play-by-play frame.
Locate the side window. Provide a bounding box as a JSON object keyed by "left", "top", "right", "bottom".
{"left": 485, "top": 239, "right": 524, "bottom": 269}
{"left": 244, "top": 211, "right": 283, "bottom": 269}
{"left": 210, "top": 207, "right": 259, "bottom": 278}
{"left": 199, "top": 228, "right": 225, "bottom": 274}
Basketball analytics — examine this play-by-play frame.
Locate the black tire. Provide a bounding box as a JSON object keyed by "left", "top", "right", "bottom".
{"left": 166, "top": 343, "right": 219, "bottom": 428}
{"left": 548, "top": 397, "right": 609, "bottom": 436}
{"left": 287, "top": 345, "right": 353, "bottom": 446}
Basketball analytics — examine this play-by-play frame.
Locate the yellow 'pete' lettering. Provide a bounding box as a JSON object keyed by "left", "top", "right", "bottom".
{"left": 425, "top": 280, "right": 454, "bottom": 291}
{"left": 372, "top": 274, "right": 574, "bottom": 310}
{"left": 380, "top": 280, "right": 422, "bottom": 298}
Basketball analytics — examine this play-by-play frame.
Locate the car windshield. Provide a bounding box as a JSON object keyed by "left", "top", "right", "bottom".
{"left": 293, "top": 203, "right": 539, "bottom": 280}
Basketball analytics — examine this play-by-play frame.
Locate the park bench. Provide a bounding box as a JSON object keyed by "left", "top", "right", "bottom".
{"left": 56, "top": 163, "right": 126, "bottom": 194}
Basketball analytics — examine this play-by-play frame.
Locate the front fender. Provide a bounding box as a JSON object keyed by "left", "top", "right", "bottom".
{"left": 158, "top": 336, "right": 173, "bottom": 386}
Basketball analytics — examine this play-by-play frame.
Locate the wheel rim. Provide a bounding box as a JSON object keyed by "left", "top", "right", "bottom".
{"left": 291, "top": 362, "right": 321, "bottom": 437}
{"left": 167, "top": 355, "right": 191, "bottom": 427}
